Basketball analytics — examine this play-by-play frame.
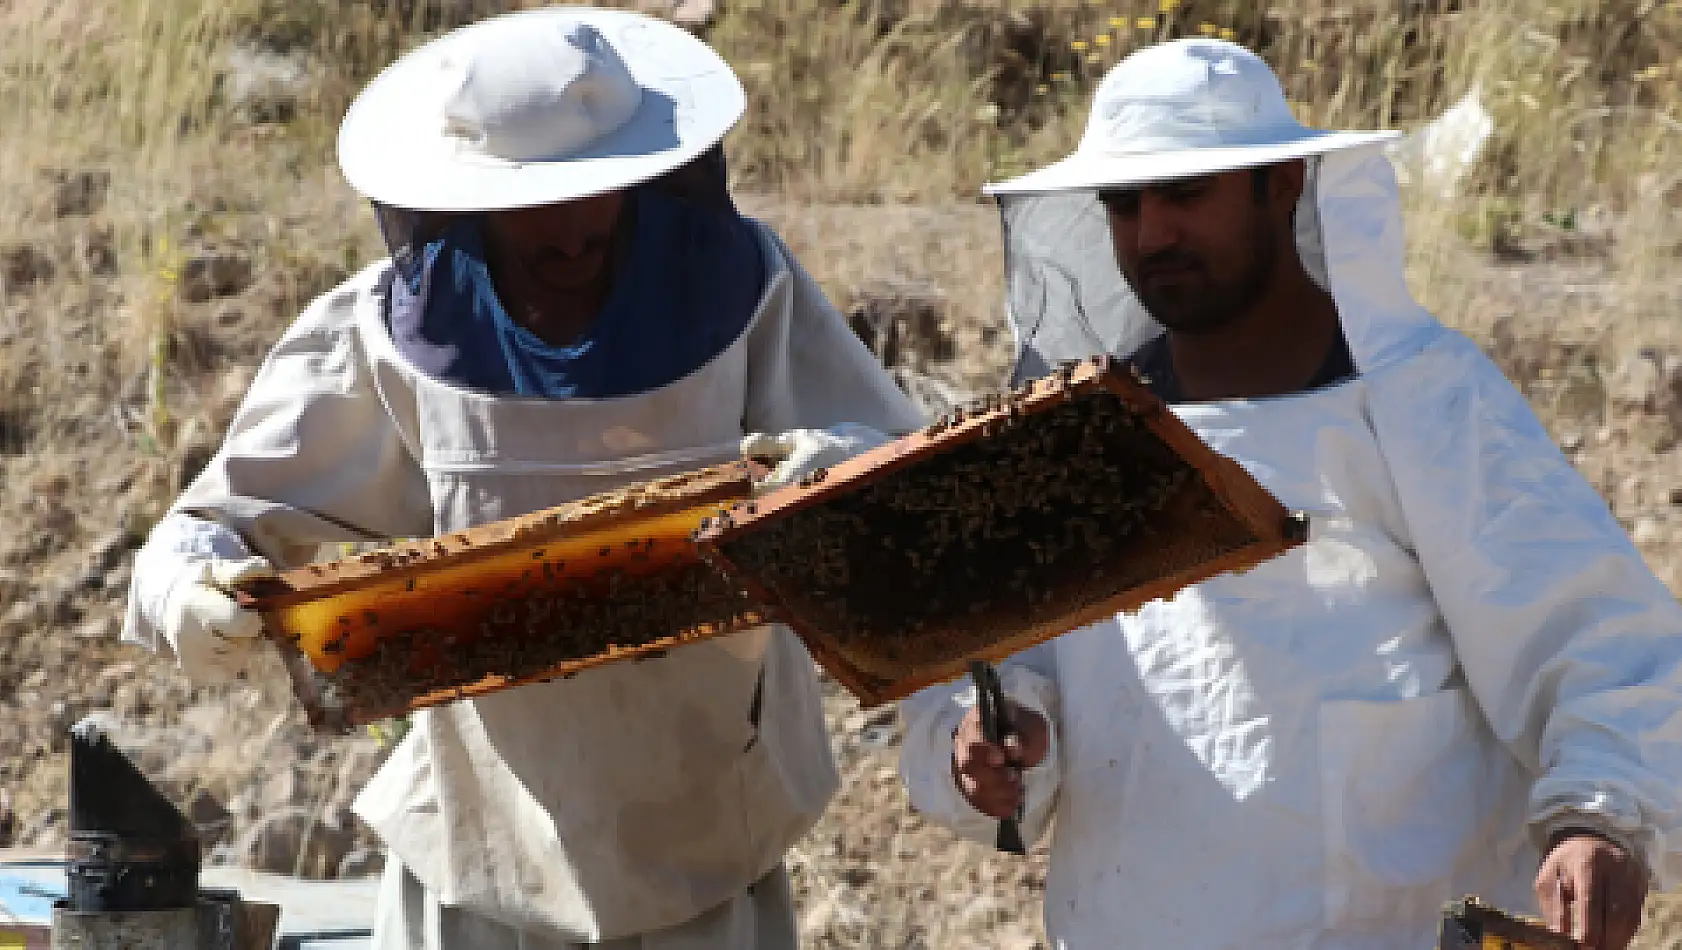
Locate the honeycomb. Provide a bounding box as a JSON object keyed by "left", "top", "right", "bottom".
{"left": 693, "top": 356, "right": 1308, "bottom": 707}
{"left": 1438, "top": 897, "right": 1579, "bottom": 950}
{"left": 236, "top": 462, "right": 766, "bottom": 732}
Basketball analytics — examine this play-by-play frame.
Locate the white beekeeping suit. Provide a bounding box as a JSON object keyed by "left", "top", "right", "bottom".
{"left": 120, "top": 8, "right": 925, "bottom": 949}
{"left": 900, "top": 39, "right": 1682, "bottom": 950}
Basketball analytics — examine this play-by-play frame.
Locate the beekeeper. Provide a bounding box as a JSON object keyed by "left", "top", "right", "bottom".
{"left": 121, "top": 7, "right": 924, "bottom": 949}
{"left": 898, "top": 38, "right": 1682, "bottom": 950}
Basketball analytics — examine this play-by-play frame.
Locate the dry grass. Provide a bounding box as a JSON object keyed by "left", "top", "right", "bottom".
{"left": 1, "top": 0, "right": 1680, "bottom": 946}
{"left": 3, "top": 0, "right": 1679, "bottom": 468}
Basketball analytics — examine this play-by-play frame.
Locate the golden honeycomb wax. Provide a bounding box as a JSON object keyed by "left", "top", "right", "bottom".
{"left": 237, "top": 462, "right": 764, "bottom": 731}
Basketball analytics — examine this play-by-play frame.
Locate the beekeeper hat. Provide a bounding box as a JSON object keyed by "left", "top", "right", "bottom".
{"left": 337, "top": 5, "right": 745, "bottom": 212}
{"left": 984, "top": 37, "right": 1400, "bottom": 196}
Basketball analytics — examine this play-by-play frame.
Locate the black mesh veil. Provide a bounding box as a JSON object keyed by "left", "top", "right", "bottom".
{"left": 369, "top": 144, "right": 737, "bottom": 287}
{"left": 997, "top": 156, "right": 1331, "bottom": 386}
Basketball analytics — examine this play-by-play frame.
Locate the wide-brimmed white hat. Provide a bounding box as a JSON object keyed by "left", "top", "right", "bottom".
{"left": 984, "top": 38, "right": 1400, "bottom": 196}
{"left": 337, "top": 6, "right": 745, "bottom": 212}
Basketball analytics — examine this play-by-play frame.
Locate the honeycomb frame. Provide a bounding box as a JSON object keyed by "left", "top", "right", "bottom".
{"left": 236, "top": 462, "right": 765, "bottom": 733}
{"left": 1438, "top": 897, "right": 1579, "bottom": 950}
{"left": 693, "top": 355, "right": 1310, "bottom": 708}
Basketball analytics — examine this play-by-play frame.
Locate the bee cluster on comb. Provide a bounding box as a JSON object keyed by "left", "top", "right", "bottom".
{"left": 237, "top": 463, "right": 766, "bottom": 733}
{"left": 694, "top": 355, "right": 1309, "bottom": 706}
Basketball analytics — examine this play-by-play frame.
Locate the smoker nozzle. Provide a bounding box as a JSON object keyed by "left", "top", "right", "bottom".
{"left": 66, "top": 717, "right": 201, "bottom": 913}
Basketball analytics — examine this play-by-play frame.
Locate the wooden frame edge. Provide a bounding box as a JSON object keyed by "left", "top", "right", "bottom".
{"left": 240, "top": 462, "right": 756, "bottom": 613}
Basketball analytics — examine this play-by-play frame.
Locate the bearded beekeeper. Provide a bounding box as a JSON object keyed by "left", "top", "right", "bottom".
{"left": 897, "top": 37, "right": 1682, "bottom": 950}
{"left": 120, "top": 7, "right": 924, "bottom": 948}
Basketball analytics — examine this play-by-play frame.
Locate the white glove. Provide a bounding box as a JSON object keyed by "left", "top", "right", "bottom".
{"left": 740, "top": 424, "right": 894, "bottom": 495}
{"left": 161, "top": 556, "right": 276, "bottom": 683}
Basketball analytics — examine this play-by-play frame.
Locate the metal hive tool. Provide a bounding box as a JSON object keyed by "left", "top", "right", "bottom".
{"left": 1438, "top": 897, "right": 1580, "bottom": 950}
{"left": 236, "top": 462, "right": 767, "bottom": 733}
{"left": 692, "top": 355, "right": 1310, "bottom": 707}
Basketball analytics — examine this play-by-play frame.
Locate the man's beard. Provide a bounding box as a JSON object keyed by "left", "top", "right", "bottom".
{"left": 1126, "top": 218, "right": 1279, "bottom": 335}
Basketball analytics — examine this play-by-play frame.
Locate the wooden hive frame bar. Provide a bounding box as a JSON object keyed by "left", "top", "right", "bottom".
{"left": 693, "top": 355, "right": 1310, "bottom": 707}
{"left": 1438, "top": 897, "right": 1579, "bottom": 950}
{"left": 236, "top": 461, "right": 765, "bottom": 732}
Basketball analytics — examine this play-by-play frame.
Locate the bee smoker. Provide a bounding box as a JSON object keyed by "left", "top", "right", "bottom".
{"left": 48, "top": 717, "right": 278, "bottom": 949}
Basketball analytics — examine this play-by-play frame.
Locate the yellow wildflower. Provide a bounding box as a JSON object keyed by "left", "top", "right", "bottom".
{"left": 1094, "top": 34, "right": 1111, "bottom": 46}
{"left": 1136, "top": 17, "right": 1155, "bottom": 29}
{"left": 1158, "top": 0, "right": 1179, "bottom": 11}
{"left": 1071, "top": 39, "right": 1089, "bottom": 51}
{"left": 1198, "top": 22, "right": 1219, "bottom": 35}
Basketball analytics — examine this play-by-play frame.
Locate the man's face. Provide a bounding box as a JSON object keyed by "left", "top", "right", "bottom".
{"left": 1100, "top": 166, "right": 1293, "bottom": 334}
{"left": 481, "top": 191, "right": 626, "bottom": 295}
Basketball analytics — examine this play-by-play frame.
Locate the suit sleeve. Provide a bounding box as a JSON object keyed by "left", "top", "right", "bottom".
{"left": 122, "top": 274, "right": 433, "bottom": 658}
{"left": 897, "top": 641, "right": 1064, "bottom": 849}
{"left": 1367, "top": 329, "right": 1682, "bottom": 887}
